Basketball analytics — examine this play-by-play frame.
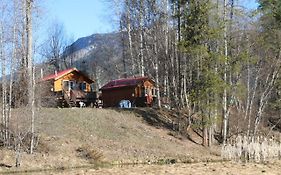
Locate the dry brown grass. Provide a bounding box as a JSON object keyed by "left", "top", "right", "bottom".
{"left": 35, "top": 137, "right": 51, "bottom": 154}
{"left": 0, "top": 149, "right": 4, "bottom": 161}
{"left": 2, "top": 108, "right": 281, "bottom": 174}
{"left": 0, "top": 108, "right": 220, "bottom": 172}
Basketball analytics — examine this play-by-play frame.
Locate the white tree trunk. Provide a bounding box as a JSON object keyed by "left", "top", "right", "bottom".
{"left": 253, "top": 66, "right": 279, "bottom": 135}
{"left": 26, "top": 0, "right": 35, "bottom": 154}
{"left": 139, "top": 1, "right": 145, "bottom": 76}
{"left": 0, "top": 22, "right": 7, "bottom": 143}
{"left": 125, "top": 0, "right": 135, "bottom": 75}
{"left": 222, "top": 0, "right": 228, "bottom": 145}
{"left": 247, "top": 68, "right": 259, "bottom": 136}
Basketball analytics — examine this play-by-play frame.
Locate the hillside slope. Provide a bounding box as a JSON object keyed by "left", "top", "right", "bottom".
{"left": 0, "top": 108, "right": 219, "bottom": 170}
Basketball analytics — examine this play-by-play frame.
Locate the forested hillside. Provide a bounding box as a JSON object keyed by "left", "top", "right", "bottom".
{"left": 1, "top": 0, "right": 281, "bottom": 172}
{"left": 49, "top": 0, "right": 281, "bottom": 145}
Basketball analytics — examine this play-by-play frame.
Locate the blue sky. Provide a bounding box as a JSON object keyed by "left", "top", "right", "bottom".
{"left": 43, "top": 0, "right": 116, "bottom": 40}
{"left": 239, "top": 0, "right": 259, "bottom": 10}
{"left": 42, "top": 0, "right": 259, "bottom": 41}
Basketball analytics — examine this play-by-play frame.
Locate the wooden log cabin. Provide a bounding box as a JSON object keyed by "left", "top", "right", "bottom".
{"left": 100, "top": 77, "right": 156, "bottom": 107}
{"left": 41, "top": 68, "right": 96, "bottom": 107}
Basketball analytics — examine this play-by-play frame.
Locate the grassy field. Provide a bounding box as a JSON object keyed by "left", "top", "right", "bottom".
{"left": 0, "top": 108, "right": 220, "bottom": 172}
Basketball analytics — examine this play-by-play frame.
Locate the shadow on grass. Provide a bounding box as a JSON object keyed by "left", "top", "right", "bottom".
{"left": 133, "top": 108, "right": 175, "bottom": 130}
{"left": 114, "top": 108, "right": 174, "bottom": 129}
{"left": 113, "top": 108, "right": 201, "bottom": 145}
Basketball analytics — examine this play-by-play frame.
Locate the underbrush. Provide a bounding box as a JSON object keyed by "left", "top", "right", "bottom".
{"left": 76, "top": 145, "right": 104, "bottom": 164}
{"left": 221, "top": 135, "right": 281, "bottom": 163}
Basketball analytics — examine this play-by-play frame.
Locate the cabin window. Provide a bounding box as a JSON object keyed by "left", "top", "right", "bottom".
{"left": 81, "top": 82, "right": 87, "bottom": 91}
{"left": 90, "top": 83, "right": 95, "bottom": 92}
{"left": 152, "top": 88, "right": 156, "bottom": 97}
{"left": 144, "top": 88, "right": 148, "bottom": 96}
{"left": 69, "top": 81, "right": 74, "bottom": 90}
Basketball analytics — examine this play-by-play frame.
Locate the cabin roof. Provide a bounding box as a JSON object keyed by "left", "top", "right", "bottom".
{"left": 42, "top": 68, "right": 94, "bottom": 83}
{"left": 100, "top": 76, "right": 153, "bottom": 90}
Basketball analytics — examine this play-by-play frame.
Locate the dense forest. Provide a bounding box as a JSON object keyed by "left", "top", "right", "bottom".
{"left": 0, "top": 0, "right": 281, "bottom": 168}
{"left": 107, "top": 0, "right": 281, "bottom": 146}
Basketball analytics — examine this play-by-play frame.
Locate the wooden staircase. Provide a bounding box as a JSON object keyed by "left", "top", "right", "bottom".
{"left": 61, "top": 87, "right": 96, "bottom": 108}
{"left": 63, "top": 89, "right": 76, "bottom": 107}
{"left": 67, "top": 99, "right": 76, "bottom": 107}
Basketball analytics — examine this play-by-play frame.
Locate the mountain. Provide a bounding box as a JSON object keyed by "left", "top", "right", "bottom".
{"left": 61, "top": 32, "right": 124, "bottom": 88}
{"left": 63, "top": 32, "right": 122, "bottom": 58}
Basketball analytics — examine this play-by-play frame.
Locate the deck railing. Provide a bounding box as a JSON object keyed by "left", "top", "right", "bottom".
{"left": 62, "top": 87, "right": 96, "bottom": 104}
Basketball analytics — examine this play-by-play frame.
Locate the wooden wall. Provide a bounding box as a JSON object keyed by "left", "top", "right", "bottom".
{"left": 102, "top": 87, "right": 135, "bottom": 107}
{"left": 102, "top": 80, "right": 155, "bottom": 107}
{"left": 53, "top": 72, "right": 92, "bottom": 92}
{"left": 134, "top": 80, "right": 154, "bottom": 97}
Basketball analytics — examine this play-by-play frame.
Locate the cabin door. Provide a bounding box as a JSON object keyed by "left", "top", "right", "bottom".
{"left": 62, "top": 80, "right": 74, "bottom": 91}
{"left": 62, "top": 80, "right": 69, "bottom": 91}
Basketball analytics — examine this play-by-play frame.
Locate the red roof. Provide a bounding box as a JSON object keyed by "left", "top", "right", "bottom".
{"left": 42, "top": 68, "right": 94, "bottom": 83}
{"left": 100, "top": 77, "right": 152, "bottom": 90}
{"left": 42, "top": 68, "right": 77, "bottom": 81}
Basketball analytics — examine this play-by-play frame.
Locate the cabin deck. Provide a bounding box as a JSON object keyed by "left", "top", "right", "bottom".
{"left": 56, "top": 90, "right": 97, "bottom": 107}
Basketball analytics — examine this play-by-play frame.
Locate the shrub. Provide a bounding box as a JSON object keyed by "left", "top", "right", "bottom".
{"left": 76, "top": 145, "right": 104, "bottom": 164}
{"left": 221, "top": 135, "right": 281, "bottom": 163}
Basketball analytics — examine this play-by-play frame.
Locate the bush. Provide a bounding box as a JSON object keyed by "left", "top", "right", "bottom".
{"left": 76, "top": 145, "right": 104, "bottom": 164}
{"left": 221, "top": 135, "right": 281, "bottom": 163}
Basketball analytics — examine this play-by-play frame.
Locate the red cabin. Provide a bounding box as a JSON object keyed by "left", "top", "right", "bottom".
{"left": 100, "top": 77, "right": 156, "bottom": 107}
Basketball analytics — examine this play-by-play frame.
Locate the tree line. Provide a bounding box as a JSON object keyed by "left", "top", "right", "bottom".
{"left": 0, "top": 0, "right": 37, "bottom": 166}
{"left": 114, "top": 0, "right": 281, "bottom": 146}
{"left": 0, "top": 0, "right": 281, "bottom": 168}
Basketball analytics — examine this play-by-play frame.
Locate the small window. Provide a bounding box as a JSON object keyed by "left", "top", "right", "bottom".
{"left": 90, "top": 83, "right": 95, "bottom": 92}
{"left": 144, "top": 88, "right": 148, "bottom": 96}
{"left": 81, "top": 82, "right": 87, "bottom": 91}
{"left": 153, "top": 88, "right": 157, "bottom": 97}
{"left": 69, "top": 81, "right": 74, "bottom": 90}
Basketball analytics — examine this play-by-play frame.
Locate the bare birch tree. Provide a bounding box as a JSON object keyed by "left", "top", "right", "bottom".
{"left": 25, "top": 0, "right": 35, "bottom": 154}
